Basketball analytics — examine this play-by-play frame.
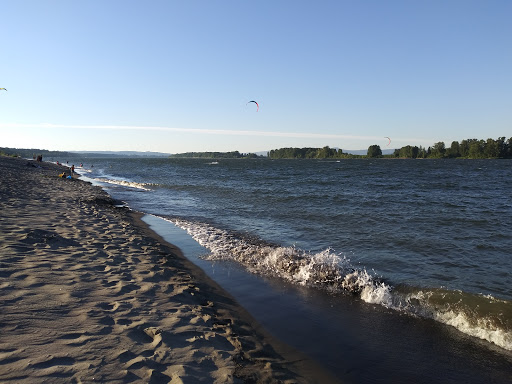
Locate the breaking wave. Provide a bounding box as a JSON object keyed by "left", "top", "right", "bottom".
{"left": 165, "top": 217, "right": 512, "bottom": 351}
{"left": 73, "top": 167, "right": 154, "bottom": 191}
{"left": 92, "top": 177, "right": 153, "bottom": 191}
{"left": 389, "top": 287, "right": 512, "bottom": 351}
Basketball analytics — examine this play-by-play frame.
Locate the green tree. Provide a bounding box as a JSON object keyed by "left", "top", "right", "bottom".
{"left": 429, "top": 142, "right": 446, "bottom": 158}
{"left": 496, "top": 137, "right": 507, "bottom": 158}
{"left": 484, "top": 138, "right": 500, "bottom": 158}
{"left": 468, "top": 140, "right": 485, "bottom": 158}
{"left": 367, "top": 145, "right": 382, "bottom": 158}
{"left": 459, "top": 140, "right": 469, "bottom": 157}
{"left": 446, "top": 141, "right": 460, "bottom": 158}
{"left": 399, "top": 145, "right": 419, "bottom": 158}
{"left": 460, "top": 139, "right": 479, "bottom": 158}
{"left": 316, "top": 146, "right": 336, "bottom": 158}
{"left": 506, "top": 137, "right": 512, "bottom": 158}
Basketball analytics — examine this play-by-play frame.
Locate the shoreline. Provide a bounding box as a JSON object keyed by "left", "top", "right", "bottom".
{"left": 0, "top": 156, "right": 338, "bottom": 383}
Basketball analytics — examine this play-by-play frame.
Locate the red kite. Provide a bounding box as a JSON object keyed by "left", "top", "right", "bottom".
{"left": 247, "top": 100, "right": 259, "bottom": 112}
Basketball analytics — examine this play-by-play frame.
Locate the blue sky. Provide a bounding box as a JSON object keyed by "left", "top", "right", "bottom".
{"left": 1, "top": 0, "right": 511, "bottom": 153}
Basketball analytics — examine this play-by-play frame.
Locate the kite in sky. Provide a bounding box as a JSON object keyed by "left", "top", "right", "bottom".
{"left": 0, "top": 88, "right": 6, "bottom": 91}
{"left": 384, "top": 137, "right": 391, "bottom": 146}
{"left": 247, "top": 100, "right": 259, "bottom": 112}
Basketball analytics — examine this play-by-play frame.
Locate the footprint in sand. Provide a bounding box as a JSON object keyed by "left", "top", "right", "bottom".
{"left": 114, "top": 281, "right": 140, "bottom": 295}
{"left": 99, "top": 315, "right": 115, "bottom": 326}
{"left": 143, "top": 327, "right": 162, "bottom": 339}
{"left": 92, "top": 264, "right": 111, "bottom": 273}
{"left": 96, "top": 302, "right": 116, "bottom": 311}
{"left": 116, "top": 318, "right": 132, "bottom": 325}
{"left": 117, "top": 350, "right": 137, "bottom": 363}
{"left": 57, "top": 333, "right": 92, "bottom": 347}
{"left": 138, "top": 283, "right": 157, "bottom": 295}
{"left": 58, "top": 332, "right": 83, "bottom": 340}
{"left": 102, "top": 279, "right": 119, "bottom": 288}
{"left": 31, "top": 355, "right": 75, "bottom": 369}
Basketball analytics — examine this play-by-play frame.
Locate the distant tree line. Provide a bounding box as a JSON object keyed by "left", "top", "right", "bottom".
{"left": 269, "top": 137, "right": 512, "bottom": 159}
{"left": 268, "top": 146, "right": 359, "bottom": 159}
{"left": 169, "top": 151, "right": 262, "bottom": 159}
{"left": 389, "top": 137, "right": 512, "bottom": 159}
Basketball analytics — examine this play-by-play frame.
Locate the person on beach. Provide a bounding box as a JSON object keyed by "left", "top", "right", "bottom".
{"left": 71, "top": 165, "right": 75, "bottom": 176}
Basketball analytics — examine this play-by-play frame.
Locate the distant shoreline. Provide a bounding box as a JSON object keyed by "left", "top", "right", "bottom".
{"left": 3, "top": 134, "right": 512, "bottom": 160}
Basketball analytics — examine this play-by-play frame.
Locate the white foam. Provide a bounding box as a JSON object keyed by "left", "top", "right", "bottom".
{"left": 361, "top": 282, "right": 393, "bottom": 306}
{"left": 93, "top": 177, "right": 152, "bottom": 191}
{"left": 74, "top": 167, "right": 92, "bottom": 174}
{"left": 170, "top": 218, "right": 371, "bottom": 291}
{"left": 434, "top": 309, "right": 512, "bottom": 351}
{"left": 388, "top": 290, "right": 512, "bottom": 351}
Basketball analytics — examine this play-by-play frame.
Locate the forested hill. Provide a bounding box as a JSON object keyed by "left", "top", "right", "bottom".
{"left": 1, "top": 148, "right": 169, "bottom": 159}
{"left": 0, "top": 147, "right": 73, "bottom": 159}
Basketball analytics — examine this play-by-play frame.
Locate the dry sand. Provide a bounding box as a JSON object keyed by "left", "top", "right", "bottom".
{"left": 0, "top": 156, "right": 337, "bottom": 383}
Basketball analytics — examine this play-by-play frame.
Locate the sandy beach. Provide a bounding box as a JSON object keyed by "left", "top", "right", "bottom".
{"left": 0, "top": 156, "right": 336, "bottom": 383}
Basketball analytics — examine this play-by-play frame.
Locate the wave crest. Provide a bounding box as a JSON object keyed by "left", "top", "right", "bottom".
{"left": 93, "top": 177, "right": 153, "bottom": 191}
{"left": 169, "top": 218, "right": 387, "bottom": 297}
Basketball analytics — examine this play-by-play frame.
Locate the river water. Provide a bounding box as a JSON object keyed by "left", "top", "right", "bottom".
{"left": 72, "top": 157, "right": 512, "bottom": 383}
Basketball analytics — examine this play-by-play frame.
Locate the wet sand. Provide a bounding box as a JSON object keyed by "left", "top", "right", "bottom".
{"left": 0, "top": 156, "right": 337, "bottom": 383}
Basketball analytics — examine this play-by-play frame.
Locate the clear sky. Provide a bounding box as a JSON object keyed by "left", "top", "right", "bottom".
{"left": 1, "top": 0, "right": 511, "bottom": 154}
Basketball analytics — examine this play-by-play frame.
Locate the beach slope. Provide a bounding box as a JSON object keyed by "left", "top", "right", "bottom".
{"left": 0, "top": 156, "right": 334, "bottom": 383}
